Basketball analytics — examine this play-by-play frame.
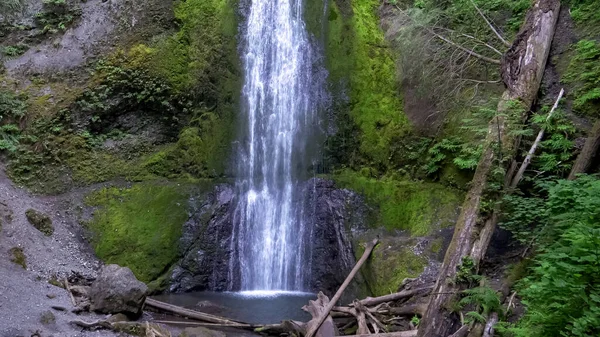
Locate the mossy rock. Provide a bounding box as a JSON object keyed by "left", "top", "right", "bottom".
{"left": 9, "top": 247, "right": 27, "bottom": 269}
{"left": 85, "top": 182, "right": 192, "bottom": 283}
{"left": 40, "top": 310, "right": 56, "bottom": 325}
{"left": 333, "top": 170, "right": 462, "bottom": 236}
{"left": 360, "top": 237, "right": 428, "bottom": 296}
{"left": 25, "top": 209, "right": 54, "bottom": 236}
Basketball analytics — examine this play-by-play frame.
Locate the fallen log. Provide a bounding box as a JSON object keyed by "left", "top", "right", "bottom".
{"left": 304, "top": 292, "right": 338, "bottom": 337}
{"left": 304, "top": 238, "right": 379, "bottom": 337}
{"left": 342, "top": 331, "right": 417, "bottom": 337}
{"left": 333, "top": 303, "right": 426, "bottom": 317}
{"left": 144, "top": 298, "right": 246, "bottom": 327}
{"left": 153, "top": 320, "right": 254, "bottom": 329}
{"left": 357, "top": 286, "right": 433, "bottom": 307}
{"left": 417, "top": 1, "right": 561, "bottom": 336}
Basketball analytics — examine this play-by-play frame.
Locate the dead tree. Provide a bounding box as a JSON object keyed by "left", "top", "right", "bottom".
{"left": 417, "top": 1, "right": 561, "bottom": 336}
{"left": 569, "top": 119, "right": 600, "bottom": 179}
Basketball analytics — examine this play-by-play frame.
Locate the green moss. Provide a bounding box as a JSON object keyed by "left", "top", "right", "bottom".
{"left": 25, "top": 209, "right": 54, "bottom": 236}
{"left": 430, "top": 237, "right": 444, "bottom": 254}
{"left": 363, "top": 237, "right": 428, "bottom": 296}
{"left": 85, "top": 183, "right": 191, "bottom": 283}
{"left": 325, "top": 0, "right": 410, "bottom": 171}
{"left": 9, "top": 247, "right": 26, "bottom": 269}
{"left": 333, "top": 169, "right": 462, "bottom": 236}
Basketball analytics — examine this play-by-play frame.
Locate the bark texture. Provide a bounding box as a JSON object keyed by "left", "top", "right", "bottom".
{"left": 569, "top": 119, "right": 600, "bottom": 179}
{"left": 417, "top": 1, "right": 561, "bottom": 336}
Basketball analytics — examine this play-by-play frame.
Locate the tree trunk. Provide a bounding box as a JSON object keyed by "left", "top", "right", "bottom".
{"left": 417, "top": 1, "right": 561, "bottom": 337}
{"left": 569, "top": 119, "right": 600, "bottom": 179}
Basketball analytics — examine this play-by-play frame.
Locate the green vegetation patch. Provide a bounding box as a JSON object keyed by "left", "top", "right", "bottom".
{"left": 9, "top": 247, "right": 26, "bottom": 269}
{"left": 334, "top": 170, "right": 462, "bottom": 236}
{"left": 362, "top": 237, "right": 428, "bottom": 296}
{"left": 25, "top": 209, "right": 54, "bottom": 236}
{"left": 324, "top": 0, "right": 410, "bottom": 172}
{"left": 564, "top": 39, "right": 600, "bottom": 117}
{"left": 85, "top": 183, "right": 191, "bottom": 283}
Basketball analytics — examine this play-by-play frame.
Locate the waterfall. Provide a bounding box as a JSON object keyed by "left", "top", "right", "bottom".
{"left": 229, "top": 0, "right": 323, "bottom": 291}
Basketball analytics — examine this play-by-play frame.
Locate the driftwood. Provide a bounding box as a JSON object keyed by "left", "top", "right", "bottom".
{"left": 144, "top": 298, "right": 246, "bottom": 327}
{"left": 153, "top": 320, "right": 254, "bottom": 329}
{"left": 63, "top": 278, "right": 77, "bottom": 307}
{"left": 304, "top": 238, "right": 379, "bottom": 337}
{"left": 342, "top": 331, "right": 418, "bottom": 337}
{"left": 304, "top": 292, "right": 339, "bottom": 337}
{"left": 356, "top": 286, "right": 433, "bottom": 307}
{"left": 333, "top": 303, "right": 427, "bottom": 318}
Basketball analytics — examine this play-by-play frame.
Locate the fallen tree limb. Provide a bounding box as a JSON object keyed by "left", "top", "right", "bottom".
{"left": 569, "top": 119, "right": 600, "bottom": 179}
{"left": 144, "top": 298, "right": 246, "bottom": 326}
{"left": 304, "top": 292, "right": 338, "bottom": 337}
{"left": 305, "top": 238, "right": 379, "bottom": 337}
{"left": 153, "top": 320, "right": 254, "bottom": 329}
{"left": 417, "top": 1, "right": 561, "bottom": 336}
{"left": 64, "top": 278, "right": 77, "bottom": 307}
{"left": 357, "top": 286, "right": 433, "bottom": 307}
{"left": 342, "top": 331, "right": 417, "bottom": 337}
{"left": 511, "top": 88, "right": 564, "bottom": 187}
{"left": 482, "top": 312, "right": 498, "bottom": 337}
{"left": 448, "top": 325, "right": 469, "bottom": 337}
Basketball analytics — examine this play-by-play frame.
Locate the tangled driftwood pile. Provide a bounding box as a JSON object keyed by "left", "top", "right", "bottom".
{"left": 70, "top": 238, "right": 433, "bottom": 337}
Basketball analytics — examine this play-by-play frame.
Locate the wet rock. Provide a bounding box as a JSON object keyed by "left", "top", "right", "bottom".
{"left": 168, "top": 178, "right": 368, "bottom": 297}
{"left": 25, "top": 209, "right": 54, "bottom": 236}
{"left": 303, "top": 178, "right": 369, "bottom": 297}
{"left": 169, "top": 184, "right": 236, "bottom": 293}
{"left": 89, "top": 264, "right": 148, "bottom": 318}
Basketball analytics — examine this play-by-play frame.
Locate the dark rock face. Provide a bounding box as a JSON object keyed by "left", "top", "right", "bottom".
{"left": 169, "top": 184, "right": 236, "bottom": 292}
{"left": 302, "top": 178, "right": 369, "bottom": 296}
{"left": 168, "top": 178, "right": 367, "bottom": 296}
{"left": 89, "top": 264, "right": 148, "bottom": 318}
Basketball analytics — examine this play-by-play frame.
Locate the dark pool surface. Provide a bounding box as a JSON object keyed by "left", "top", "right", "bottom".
{"left": 152, "top": 291, "right": 317, "bottom": 324}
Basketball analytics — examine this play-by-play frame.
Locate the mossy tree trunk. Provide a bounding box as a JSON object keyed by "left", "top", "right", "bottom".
{"left": 568, "top": 119, "right": 600, "bottom": 179}
{"left": 417, "top": 1, "right": 561, "bottom": 336}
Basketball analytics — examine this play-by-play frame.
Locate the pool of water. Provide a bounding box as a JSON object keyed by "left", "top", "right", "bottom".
{"left": 151, "top": 291, "right": 316, "bottom": 324}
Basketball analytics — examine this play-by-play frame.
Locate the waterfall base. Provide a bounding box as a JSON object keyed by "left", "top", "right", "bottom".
{"left": 167, "top": 178, "right": 369, "bottom": 296}
{"left": 151, "top": 291, "right": 316, "bottom": 325}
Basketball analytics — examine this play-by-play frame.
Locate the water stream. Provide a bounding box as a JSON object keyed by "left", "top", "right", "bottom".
{"left": 229, "top": 0, "right": 324, "bottom": 291}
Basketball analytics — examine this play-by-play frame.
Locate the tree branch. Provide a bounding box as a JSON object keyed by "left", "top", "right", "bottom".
{"left": 469, "top": 0, "right": 511, "bottom": 47}
{"left": 431, "top": 31, "right": 501, "bottom": 64}
{"left": 510, "top": 88, "right": 564, "bottom": 187}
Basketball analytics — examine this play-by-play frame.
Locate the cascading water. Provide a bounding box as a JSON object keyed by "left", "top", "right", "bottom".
{"left": 229, "top": 0, "right": 324, "bottom": 291}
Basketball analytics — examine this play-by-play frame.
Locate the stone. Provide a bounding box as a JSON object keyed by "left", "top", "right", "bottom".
{"left": 40, "top": 310, "right": 55, "bottom": 325}
{"left": 89, "top": 264, "right": 148, "bottom": 318}
{"left": 25, "top": 209, "right": 54, "bottom": 236}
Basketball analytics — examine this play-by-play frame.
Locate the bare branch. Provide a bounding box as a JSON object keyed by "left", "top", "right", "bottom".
{"left": 510, "top": 88, "right": 564, "bottom": 187}
{"left": 469, "top": 0, "right": 511, "bottom": 47}
{"left": 431, "top": 31, "right": 501, "bottom": 64}
{"left": 433, "top": 27, "right": 504, "bottom": 55}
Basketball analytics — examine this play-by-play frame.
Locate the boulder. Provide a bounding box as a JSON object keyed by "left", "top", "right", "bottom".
{"left": 89, "top": 264, "right": 148, "bottom": 318}
{"left": 25, "top": 208, "right": 53, "bottom": 236}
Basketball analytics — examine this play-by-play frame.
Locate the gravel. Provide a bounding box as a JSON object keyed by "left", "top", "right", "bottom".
{"left": 0, "top": 165, "right": 119, "bottom": 337}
